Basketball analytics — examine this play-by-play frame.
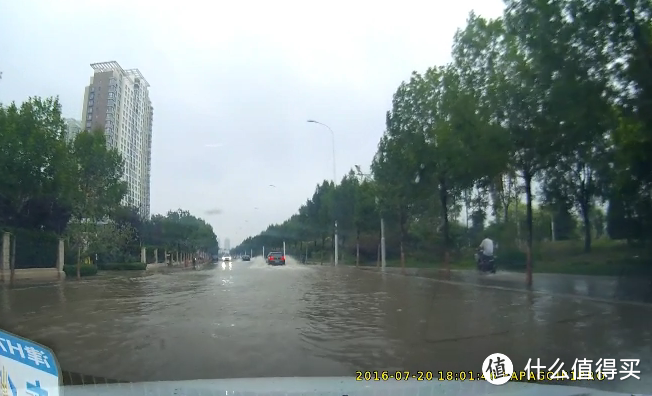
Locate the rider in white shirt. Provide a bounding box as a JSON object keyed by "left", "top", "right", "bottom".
{"left": 476, "top": 237, "right": 495, "bottom": 264}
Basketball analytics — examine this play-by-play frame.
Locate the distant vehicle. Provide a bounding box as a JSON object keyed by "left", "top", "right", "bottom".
{"left": 242, "top": 255, "right": 251, "bottom": 261}
{"left": 266, "top": 252, "right": 285, "bottom": 266}
{"left": 222, "top": 255, "right": 232, "bottom": 262}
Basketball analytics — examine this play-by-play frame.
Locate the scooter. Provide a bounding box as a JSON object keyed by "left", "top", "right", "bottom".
{"left": 476, "top": 250, "right": 497, "bottom": 274}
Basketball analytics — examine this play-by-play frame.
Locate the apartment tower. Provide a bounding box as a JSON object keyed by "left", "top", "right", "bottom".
{"left": 81, "top": 61, "right": 153, "bottom": 218}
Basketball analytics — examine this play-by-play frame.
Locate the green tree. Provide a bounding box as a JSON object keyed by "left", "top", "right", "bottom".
{"left": 453, "top": 13, "right": 558, "bottom": 286}
{"left": 0, "top": 97, "right": 73, "bottom": 231}
{"left": 68, "top": 128, "right": 127, "bottom": 278}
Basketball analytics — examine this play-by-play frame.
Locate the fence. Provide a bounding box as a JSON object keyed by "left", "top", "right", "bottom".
{"left": 0, "top": 228, "right": 65, "bottom": 283}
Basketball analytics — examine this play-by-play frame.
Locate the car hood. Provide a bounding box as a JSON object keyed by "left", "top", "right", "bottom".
{"left": 61, "top": 376, "right": 649, "bottom": 396}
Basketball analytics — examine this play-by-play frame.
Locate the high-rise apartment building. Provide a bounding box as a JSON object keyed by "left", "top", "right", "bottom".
{"left": 81, "top": 61, "right": 154, "bottom": 218}
{"left": 224, "top": 238, "right": 231, "bottom": 252}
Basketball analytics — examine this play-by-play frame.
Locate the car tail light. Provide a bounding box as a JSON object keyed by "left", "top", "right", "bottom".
{"left": 281, "top": 256, "right": 285, "bottom": 261}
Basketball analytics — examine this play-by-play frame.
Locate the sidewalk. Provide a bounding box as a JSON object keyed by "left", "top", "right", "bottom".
{"left": 354, "top": 266, "right": 652, "bottom": 305}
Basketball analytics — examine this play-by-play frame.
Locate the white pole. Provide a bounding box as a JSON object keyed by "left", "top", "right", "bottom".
{"left": 283, "top": 241, "right": 286, "bottom": 257}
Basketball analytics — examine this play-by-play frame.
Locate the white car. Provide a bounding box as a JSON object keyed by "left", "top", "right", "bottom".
{"left": 221, "top": 255, "right": 232, "bottom": 262}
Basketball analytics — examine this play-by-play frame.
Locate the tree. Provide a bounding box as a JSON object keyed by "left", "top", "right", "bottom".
{"left": 0, "top": 97, "right": 73, "bottom": 231}
{"left": 68, "top": 128, "right": 127, "bottom": 278}
{"left": 236, "top": 0, "right": 652, "bottom": 278}
{"left": 452, "top": 13, "right": 559, "bottom": 286}
{"left": 353, "top": 177, "right": 379, "bottom": 265}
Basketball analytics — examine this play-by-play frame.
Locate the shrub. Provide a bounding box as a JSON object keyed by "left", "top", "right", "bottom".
{"left": 63, "top": 264, "right": 98, "bottom": 277}
{"left": 99, "top": 262, "right": 147, "bottom": 271}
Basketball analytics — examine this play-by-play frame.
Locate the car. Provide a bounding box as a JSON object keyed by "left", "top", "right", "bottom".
{"left": 242, "top": 255, "right": 251, "bottom": 261}
{"left": 266, "top": 252, "right": 285, "bottom": 266}
{"left": 222, "top": 255, "right": 232, "bottom": 262}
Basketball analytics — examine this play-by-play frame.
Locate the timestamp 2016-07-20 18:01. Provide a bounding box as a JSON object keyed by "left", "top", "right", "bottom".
{"left": 355, "top": 371, "right": 486, "bottom": 381}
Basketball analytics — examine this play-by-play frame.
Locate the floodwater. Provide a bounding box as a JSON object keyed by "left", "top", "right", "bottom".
{"left": 0, "top": 257, "right": 650, "bottom": 394}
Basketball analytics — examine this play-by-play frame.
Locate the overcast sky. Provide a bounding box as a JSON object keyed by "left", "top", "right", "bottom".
{"left": 0, "top": 0, "right": 503, "bottom": 246}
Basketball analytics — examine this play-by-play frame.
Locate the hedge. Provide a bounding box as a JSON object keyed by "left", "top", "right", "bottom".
{"left": 63, "top": 264, "right": 98, "bottom": 277}
{"left": 99, "top": 262, "right": 147, "bottom": 271}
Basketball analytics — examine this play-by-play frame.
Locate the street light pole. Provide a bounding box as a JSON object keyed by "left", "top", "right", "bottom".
{"left": 307, "top": 119, "right": 338, "bottom": 266}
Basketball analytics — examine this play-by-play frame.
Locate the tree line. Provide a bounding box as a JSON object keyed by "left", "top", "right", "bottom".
{"left": 0, "top": 96, "right": 219, "bottom": 277}
{"left": 236, "top": 0, "right": 652, "bottom": 284}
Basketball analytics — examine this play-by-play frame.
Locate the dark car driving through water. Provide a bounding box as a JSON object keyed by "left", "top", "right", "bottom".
{"left": 266, "top": 252, "right": 285, "bottom": 266}
{"left": 242, "top": 255, "right": 251, "bottom": 261}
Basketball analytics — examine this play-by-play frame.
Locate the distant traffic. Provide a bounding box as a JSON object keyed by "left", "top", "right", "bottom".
{"left": 213, "top": 252, "right": 286, "bottom": 267}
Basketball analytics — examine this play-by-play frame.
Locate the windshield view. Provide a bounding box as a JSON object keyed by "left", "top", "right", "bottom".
{"left": 1, "top": 0, "right": 651, "bottom": 395}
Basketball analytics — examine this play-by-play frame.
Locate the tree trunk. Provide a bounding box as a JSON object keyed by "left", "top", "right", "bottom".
{"left": 77, "top": 247, "right": 82, "bottom": 279}
{"left": 400, "top": 240, "right": 405, "bottom": 272}
{"left": 320, "top": 237, "right": 325, "bottom": 265}
{"left": 356, "top": 228, "right": 360, "bottom": 267}
{"left": 524, "top": 172, "right": 534, "bottom": 287}
{"left": 464, "top": 189, "right": 470, "bottom": 247}
{"left": 440, "top": 178, "right": 450, "bottom": 272}
{"left": 399, "top": 205, "right": 407, "bottom": 271}
{"left": 580, "top": 197, "right": 592, "bottom": 253}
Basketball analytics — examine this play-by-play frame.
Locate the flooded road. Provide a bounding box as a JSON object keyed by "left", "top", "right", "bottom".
{"left": 0, "top": 257, "right": 650, "bottom": 394}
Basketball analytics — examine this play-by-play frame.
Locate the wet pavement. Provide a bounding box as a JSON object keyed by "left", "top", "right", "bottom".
{"left": 358, "top": 266, "right": 652, "bottom": 304}
{"left": 0, "top": 257, "right": 650, "bottom": 394}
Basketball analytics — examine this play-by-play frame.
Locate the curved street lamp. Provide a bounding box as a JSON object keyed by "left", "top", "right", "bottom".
{"left": 307, "top": 119, "right": 338, "bottom": 266}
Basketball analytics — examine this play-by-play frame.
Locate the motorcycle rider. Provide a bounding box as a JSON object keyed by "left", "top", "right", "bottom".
{"left": 476, "top": 236, "right": 495, "bottom": 268}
